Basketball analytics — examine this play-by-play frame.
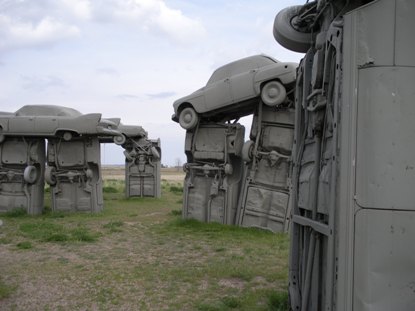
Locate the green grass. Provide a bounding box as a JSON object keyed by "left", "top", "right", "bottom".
{"left": 0, "top": 279, "right": 16, "bottom": 300}
{"left": 267, "top": 291, "right": 289, "bottom": 311}
{"left": 103, "top": 220, "right": 124, "bottom": 233}
{"left": 19, "top": 222, "right": 98, "bottom": 243}
{"left": 0, "top": 179, "right": 289, "bottom": 310}
{"left": 16, "top": 241, "right": 32, "bottom": 249}
{"left": 3, "top": 208, "right": 27, "bottom": 218}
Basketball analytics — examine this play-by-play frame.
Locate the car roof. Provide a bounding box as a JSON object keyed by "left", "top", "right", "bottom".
{"left": 15, "top": 105, "right": 82, "bottom": 117}
{"left": 207, "top": 54, "right": 279, "bottom": 84}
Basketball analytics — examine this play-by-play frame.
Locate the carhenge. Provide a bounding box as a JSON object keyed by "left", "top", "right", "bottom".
{"left": 274, "top": 0, "right": 415, "bottom": 310}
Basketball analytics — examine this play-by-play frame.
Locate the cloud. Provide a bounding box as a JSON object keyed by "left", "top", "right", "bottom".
{"left": 0, "top": 0, "right": 205, "bottom": 53}
{"left": 146, "top": 91, "right": 176, "bottom": 99}
{"left": 96, "top": 67, "right": 119, "bottom": 76}
{"left": 21, "top": 75, "right": 66, "bottom": 91}
{"left": 0, "top": 15, "right": 80, "bottom": 52}
{"left": 91, "top": 0, "right": 206, "bottom": 44}
{"left": 116, "top": 94, "right": 140, "bottom": 100}
{"left": 60, "top": 0, "right": 92, "bottom": 20}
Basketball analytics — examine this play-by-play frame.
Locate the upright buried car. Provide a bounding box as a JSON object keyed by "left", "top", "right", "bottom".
{"left": 172, "top": 55, "right": 296, "bottom": 129}
{"left": 274, "top": 0, "right": 415, "bottom": 310}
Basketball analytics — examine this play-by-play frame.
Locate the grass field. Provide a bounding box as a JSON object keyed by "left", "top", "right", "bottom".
{"left": 0, "top": 179, "right": 289, "bottom": 311}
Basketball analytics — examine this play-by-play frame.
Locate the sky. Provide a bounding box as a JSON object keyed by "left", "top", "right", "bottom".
{"left": 0, "top": 0, "right": 305, "bottom": 166}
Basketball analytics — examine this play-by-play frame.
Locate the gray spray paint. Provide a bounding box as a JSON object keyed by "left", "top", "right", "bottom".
{"left": 274, "top": 0, "right": 415, "bottom": 310}
{"left": 173, "top": 54, "right": 297, "bottom": 232}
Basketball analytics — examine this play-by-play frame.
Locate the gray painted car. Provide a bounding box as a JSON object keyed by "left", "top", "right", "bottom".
{"left": 172, "top": 55, "right": 297, "bottom": 129}
{"left": 124, "top": 137, "right": 161, "bottom": 198}
{"left": 275, "top": 0, "right": 415, "bottom": 310}
{"left": 0, "top": 105, "right": 122, "bottom": 143}
{"left": 0, "top": 137, "right": 45, "bottom": 215}
{"left": 100, "top": 123, "right": 162, "bottom": 198}
{"left": 46, "top": 137, "right": 103, "bottom": 213}
{"left": 236, "top": 105, "right": 294, "bottom": 233}
{"left": 182, "top": 122, "right": 245, "bottom": 224}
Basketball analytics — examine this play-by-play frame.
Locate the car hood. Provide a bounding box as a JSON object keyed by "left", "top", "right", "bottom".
{"left": 118, "top": 124, "right": 148, "bottom": 138}
{"left": 172, "top": 87, "right": 206, "bottom": 121}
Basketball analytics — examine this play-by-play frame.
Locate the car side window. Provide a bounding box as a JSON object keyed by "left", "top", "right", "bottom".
{"left": 254, "top": 56, "right": 278, "bottom": 67}
{"left": 228, "top": 59, "right": 258, "bottom": 77}
{"left": 207, "top": 66, "right": 230, "bottom": 84}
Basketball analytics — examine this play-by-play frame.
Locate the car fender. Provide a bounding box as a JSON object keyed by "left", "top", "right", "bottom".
{"left": 105, "top": 118, "right": 121, "bottom": 126}
{"left": 0, "top": 118, "right": 9, "bottom": 132}
{"left": 60, "top": 113, "right": 102, "bottom": 134}
{"left": 254, "top": 63, "right": 297, "bottom": 93}
{"left": 54, "top": 128, "right": 80, "bottom": 137}
{"left": 176, "top": 95, "right": 205, "bottom": 115}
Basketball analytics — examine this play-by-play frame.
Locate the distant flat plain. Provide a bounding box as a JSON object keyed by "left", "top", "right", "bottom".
{"left": 102, "top": 166, "right": 185, "bottom": 182}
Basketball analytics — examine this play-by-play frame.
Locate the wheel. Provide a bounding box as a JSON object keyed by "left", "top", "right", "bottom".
{"left": 45, "top": 166, "right": 57, "bottom": 186}
{"left": 113, "top": 134, "right": 126, "bottom": 145}
{"left": 179, "top": 107, "right": 199, "bottom": 130}
{"left": 62, "top": 131, "right": 73, "bottom": 141}
{"left": 261, "top": 81, "right": 286, "bottom": 106}
{"left": 24, "top": 165, "right": 38, "bottom": 184}
{"left": 151, "top": 146, "right": 161, "bottom": 160}
{"left": 242, "top": 140, "right": 255, "bottom": 162}
{"left": 273, "top": 5, "right": 313, "bottom": 53}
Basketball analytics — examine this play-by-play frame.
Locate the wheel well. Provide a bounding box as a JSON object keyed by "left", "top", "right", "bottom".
{"left": 260, "top": 78, "right": 282, "bottom": 91}
{"left": 178, "top": 102, "right": 194, "bottom": 115}
{"left": 55, "top": 130, "right": 78, "bottom": 138}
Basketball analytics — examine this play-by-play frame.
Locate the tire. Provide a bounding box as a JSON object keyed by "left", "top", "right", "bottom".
{"left": 45, "top": 166, "right": 57, "bottom": 186}
{"left": 113, "top": 134, "right": 126, "bottom": 145}
{"left": 24, "top": 165, "right": 38, "bottom": 184}
{"left": 242, "top": 140, "right": 255, "bottom": 162}
{"left": 261, "top": 81, "right": 287, "bottom": 106}
{"left": 62, "top": 131, "right": 73, "bottom": 141}
{"left": 273, "top": 5, "right": 313, "bottom": 53}
{"left": 179, "top": 107, "right": 199, "bottom": 130}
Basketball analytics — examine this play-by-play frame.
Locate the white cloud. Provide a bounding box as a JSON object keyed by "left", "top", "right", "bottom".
{"left": 151, "top": 1, "right": 206, "bottom": 43}
{"left": 0, "top": 15, "right": 80, "bottom": 52}
{"left": 60, "top": 0, "right": 92, "bottom": 20}
{"left": 92, "top": 0, "right": 206, "bottom": 44}
{"left": 0, "top": 0, "right": 204, "bottom": 52}
{"left": 20, "top": 75, "right": 66, "bottom": 91}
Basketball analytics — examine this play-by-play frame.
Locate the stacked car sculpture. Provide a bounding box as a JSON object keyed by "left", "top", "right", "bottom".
{"left": 0, "top": 105, "right": 161, "bottom": 215}
{"left": 173, "top": 54, "right": 297, "bottom": 233}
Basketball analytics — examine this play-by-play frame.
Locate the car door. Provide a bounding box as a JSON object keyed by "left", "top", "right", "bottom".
{"left": 229, "top": 59, "right": 257, "bottom": 103}
{"left": 204, "top": 66, "right": 232, "bottom": 111}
